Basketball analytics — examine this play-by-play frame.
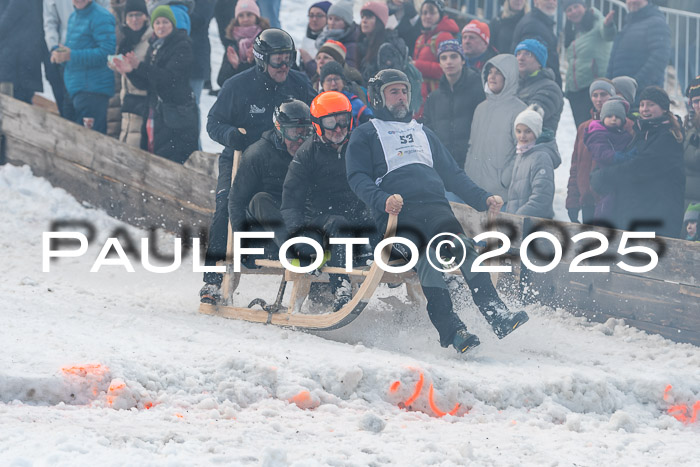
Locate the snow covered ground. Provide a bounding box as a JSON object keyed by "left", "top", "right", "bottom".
{"left": 6, "top": 0, "right": 699, "bottom": 464}
{"left": 2, "top": 162, "right": 700, "bottom": 465}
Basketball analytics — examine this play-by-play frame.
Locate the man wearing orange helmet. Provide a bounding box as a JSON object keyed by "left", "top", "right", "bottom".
{"left": 281, "top": 91, "right": 376, "bottom": 311}
{"left": 346, "top": 69, "right": 528, "bottom": 353}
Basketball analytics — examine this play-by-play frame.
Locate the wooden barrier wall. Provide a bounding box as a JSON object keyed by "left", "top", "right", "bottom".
{"left": 452, "top": 204, "right": 700, "bottom": 346}
{"left": 0, "top": 94, "right": 216, "bottom": 233}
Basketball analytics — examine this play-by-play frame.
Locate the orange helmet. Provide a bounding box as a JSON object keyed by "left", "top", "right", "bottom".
{"left": 310, "top": 91, "right": 353, "bottom": 137}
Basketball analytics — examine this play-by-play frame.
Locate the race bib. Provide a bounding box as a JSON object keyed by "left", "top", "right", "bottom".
{"left": 371, "top": 119, "right": 433, "bottom": 185}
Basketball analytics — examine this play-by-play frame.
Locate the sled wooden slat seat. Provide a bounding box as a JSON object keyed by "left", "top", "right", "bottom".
{"left": 199, "top": 214, "right": 400, "bottom": 330}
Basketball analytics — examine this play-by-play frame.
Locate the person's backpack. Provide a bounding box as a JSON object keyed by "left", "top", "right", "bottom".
{"left": 376, "top": 42, "right": 423, "bottom": 112}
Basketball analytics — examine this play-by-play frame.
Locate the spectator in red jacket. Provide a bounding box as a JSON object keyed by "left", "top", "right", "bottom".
{"left": 412, "top": 0, "right": 459, "bottom": 117}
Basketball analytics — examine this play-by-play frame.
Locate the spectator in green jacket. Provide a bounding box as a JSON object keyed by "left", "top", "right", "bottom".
{"left": 563, "top": 0, "right": 616, "bottom": 127}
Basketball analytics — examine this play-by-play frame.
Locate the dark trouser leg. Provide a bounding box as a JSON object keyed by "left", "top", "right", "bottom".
{"left": 61, "top": 68, "right": 76, "bottom": 121}
{"left": 202, "top": 152, "right": 234, "bottom": 285}
{"left": 44, "top": 57, "right": 66, "bottom": 115}
{"left": 317, "top": 214, "right": 353, "bottom": 294}
{"left": 566, "top": 88, "right": 594, "bottom": 129}
{"left": 465, "top": 271, "right": 508, "bottom": 320}
{"left": 72, "top": 92, "right": 109, "bottom": 134}
{"left": 466, "top": 271, "right": 528, "bottom": 338}
{"left": 415, "top": 253, "right": 467, "bottom": 347}
{"left": 12, "top": 86, "right": 35, "bottom": 104}
{"left": 581, "top": 205, "right": 595, "bottom": 225}
{"left": 246, "top": 192, "right": 286, "bottom": 247}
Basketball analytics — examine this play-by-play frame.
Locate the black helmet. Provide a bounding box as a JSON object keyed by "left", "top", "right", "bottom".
{"left": 368, "top": 69, "right": 411, "bottom": 109}
{"left": 273, "top": 99, "right": 313, "bottom": 142}
{"left": 253, "top": 29, "right": 297, "bottom": 72}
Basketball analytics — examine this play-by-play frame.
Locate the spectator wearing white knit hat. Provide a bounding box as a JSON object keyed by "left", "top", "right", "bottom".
{"left": 505, "top": 104, "right": 561, "bottom": 218}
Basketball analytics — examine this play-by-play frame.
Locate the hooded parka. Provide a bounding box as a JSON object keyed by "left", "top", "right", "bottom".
{"left": 465, "top": 54, "right": 527, "bottom": 200}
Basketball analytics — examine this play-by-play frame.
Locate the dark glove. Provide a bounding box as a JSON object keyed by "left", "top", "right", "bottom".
{"left": 567, "top": 208, "right": 580, "bottom": 223}
{"left": 226, "top": 128, "right": 248, "bottom": 150}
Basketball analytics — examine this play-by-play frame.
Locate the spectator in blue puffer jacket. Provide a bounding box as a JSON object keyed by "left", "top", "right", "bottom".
{"left": 51, "top": 0, "right": 116, "bottom": 134}
{"left": 607, "top": 0, "right": 671, "bottom": 106}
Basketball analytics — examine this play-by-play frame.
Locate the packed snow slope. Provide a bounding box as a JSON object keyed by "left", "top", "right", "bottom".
{"left": 2, "top": 164, "right": 700, "bottom": 465}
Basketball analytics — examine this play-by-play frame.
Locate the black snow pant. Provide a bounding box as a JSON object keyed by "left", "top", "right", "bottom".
{"left": 566, "top": 88, "right": 594, "bottom": 130}
{"left": 203, "top": 152, "right": 234, "bottom": 286}
{"left": 384, "top": 202, "right": 506, "bottom": 347}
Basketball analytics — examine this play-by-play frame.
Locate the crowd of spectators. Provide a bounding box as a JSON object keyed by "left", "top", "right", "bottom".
{"left": 0, "top": 0, "right": 696, "bottom": 241}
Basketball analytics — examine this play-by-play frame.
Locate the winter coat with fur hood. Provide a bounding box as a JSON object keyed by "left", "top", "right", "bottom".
{"left": 465, "top": 54, "right": 527, "bottom": 201}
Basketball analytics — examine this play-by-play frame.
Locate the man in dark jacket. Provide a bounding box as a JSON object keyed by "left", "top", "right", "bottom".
{"left": 281, "top": 91, "right": 374, "bottom": 311}
{"left": 423, "top": 40, "right": 485, "bottom": 169}
{"left": 0, "top": 0, "right": 44, "bottom": 104}
{"left": 511, "top": 0, "right": 562, "bottom": 88}
{"left": 515, "top": 39, "right": 564, "bottom": 134}
{"left": 607, "top": 0, "right": 671, "bottom": 105}
{"left": 221, "top": 100, "right": 312, "bottom": 278}
{"left": 201, "top": 28, "right": 317, "bottom": 302}
{"left": 346, "top": 69, "right": 528, "bottom": 354}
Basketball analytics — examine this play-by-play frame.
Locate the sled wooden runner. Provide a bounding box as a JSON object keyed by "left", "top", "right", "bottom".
{"left": 199, "top": 213, "right": 400, "bottom": 330}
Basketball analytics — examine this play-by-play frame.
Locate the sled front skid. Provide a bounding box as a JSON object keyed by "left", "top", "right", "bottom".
{"left": 198, "top": 298, "right": 370, "bottom": 330}
{"left": 197, "top": 214, "right": 398, "bottom": 331}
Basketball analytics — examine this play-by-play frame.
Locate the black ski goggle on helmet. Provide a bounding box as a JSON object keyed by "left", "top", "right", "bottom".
{"left": 318, "top": 112, "right": 352, "bottom": 131}
{"left": 279, "top": 124, "right": 313, "bottom": 141}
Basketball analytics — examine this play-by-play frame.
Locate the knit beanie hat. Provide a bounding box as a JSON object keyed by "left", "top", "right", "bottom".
{"left": 310, "top": 1, "right": 332, "bottom": 14}
{"left": 589, "top": 78, "right": 616, "bottom": 99}
{"left": 328, "top": 0, "right": 354, "bottom": 26}
{"left": 151, "top": 5, "right": 176, "bottom": 27}
{"left": 125, "top": 0, "right": 148, "bottom": 16}
{"left": 612, "top": 76, "right": 637, "bottom": 104}
{"left": 437, "top": 39, "right": 464, "bottom": 60}
{"left": 235, "top": 0, "right": 261, "bottom": 19}
{"left": 684, "top": 203, "right": 700, "bottom": 223}
{"left": 687, "top": 75, "right": 700, "bottom": 100}
{"left": 320, "top": 61, "right": 346, "bottom": 85}
{"left": 514, "top": 104, "right": 545, "bottom": 139}
{"left": 361, "top": 2, "right": 390, "bottom": 28}
{"left": 317, "top": 40, "right": 347, "bottom": 64}
{"left": 600, "top": 97, "right": 629, "bottom": 123}
{"left": 514, "top": 39, "right": 547, "bottom": 68}
{"left": 462, "top": 20, "right": 490, "bottom": 45}
{"left": 639, "top": 86, "right": 671, "bottom": 111}
{"left": 562, "top": 0, "right": 586, "bottom": 9}
{"left": 421, "top": 0, "right": 445, "bottom": 18}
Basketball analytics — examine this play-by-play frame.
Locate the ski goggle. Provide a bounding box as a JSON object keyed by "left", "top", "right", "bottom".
{"left": 318, "top": 112, "right": 352, "bottom": 131}
{"left": 279, "top": 124, "right": 313, "bottom": 142}
{"left": 267, "top": 52, "right": 295, "bottom": 69}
